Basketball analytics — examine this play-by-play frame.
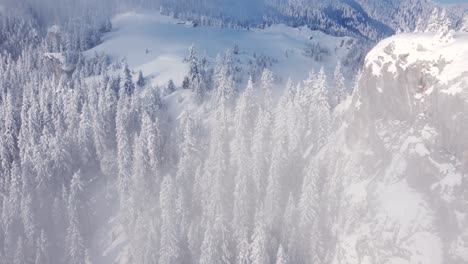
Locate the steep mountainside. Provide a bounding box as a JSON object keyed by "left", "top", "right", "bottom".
{"left": 319, "top": 31, "right": 468, "bottom": 263}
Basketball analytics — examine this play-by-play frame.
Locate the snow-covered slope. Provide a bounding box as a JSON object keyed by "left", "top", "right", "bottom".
{"left": 322, "top": 32, "right": 468, "bottom": 263}
{"left": 87, "top": 12, "right": 359, "bottom": 87}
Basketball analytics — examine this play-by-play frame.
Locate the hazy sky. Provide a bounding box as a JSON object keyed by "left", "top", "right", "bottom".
{"left": 435, "top": 0, "right": 468, "bottom": 3}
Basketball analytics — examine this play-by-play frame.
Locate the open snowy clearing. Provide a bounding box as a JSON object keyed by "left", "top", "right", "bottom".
{"left": 88, "top": 12, "right": 356, "bottom": 87}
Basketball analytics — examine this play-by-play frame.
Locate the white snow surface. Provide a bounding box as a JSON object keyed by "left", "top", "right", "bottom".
{"left": 88, "top": 12, "right": 355, "bottom": 87}
{"left": 366, "top": 32, "right": 468, "bottom": 92}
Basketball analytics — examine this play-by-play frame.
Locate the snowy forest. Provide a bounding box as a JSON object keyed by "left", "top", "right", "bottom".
{"left": 1, "top": 0, "right": 468, "bottom": 263}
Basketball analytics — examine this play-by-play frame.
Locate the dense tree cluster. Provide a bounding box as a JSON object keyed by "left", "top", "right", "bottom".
{"left": 0, "top": 10, "right": 350, "bottom": 259}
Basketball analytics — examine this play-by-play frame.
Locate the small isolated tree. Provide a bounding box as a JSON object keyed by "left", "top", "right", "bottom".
{"left": 233, "top": 44, "right": 240, "bottom": 55}
{"left": 121, "top": 63, "right": 135, "bottom": 96}
{"left": 333, "top": 62, "right": 346, "bottom": 106}
{"left": 167, "top": 79, "right": 176, "bottom": 94}
{"left": 182, "top": 76, "right": 190, "bottom": 90}
{"left": 137, "top": 70, "right": 145, "bottom": 87}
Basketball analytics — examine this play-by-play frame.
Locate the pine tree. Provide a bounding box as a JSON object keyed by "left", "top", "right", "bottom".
{"left": 235, "top": 232, "right": 250, "bottom": 264}
{"left": 116, "top": 83, "right": 133, "bottom": 224}
{"left": 425, "top": 8, "right": 452, "bottom": 36}
{"left": 309, "top": 68, "right": 330, "bottom": 149}
{"left": 4, "top": 162, "right": 22, "bottom": 262}
{"left": 21, "top": 165, "right": 37, "bottom": 247}
{"left": 121, "top": 63, "right": 135, "bottom": 96}
{"left": 13, "top": 237, "right": 26, "bottom": 264}
{"left": 66, "top": 172, "right": 86, "bottom": 264}
{"left": 84, "top": 249, "right": 93, "bottom": 264}
{"left": 78, "top": 102, "right": 95, "bottom": 165}
{"left": 1, "top": 91, "right": 19, "bottom": 178}
{"left": 460, "top": 15, "right": 468, "bottom": 32}
{"left": 252, "top": 70, "right": 274, "bottom": 203}
{"left": 333, "top": 62, "right": 346, "bottom": 106}
{"left": 182, "top": 76, "right": 190, "bottom": 90}
{"left": 136, "top": 70, "right": 145, "bottom": 87}
{"left": 276, "top": 244, "right": 288, "bottom": 264}
{"left": 34, "top": 230, "right": 49, "bottom": 264}
{"left": 199, "top": 224, "right": 219, "bottom": 264}
{"left": 176, "top": 111, "right": 199, "bottom": 234}
{"left": 250, "top": 211, "right": 270, "bottom": 264}
{"left": 167, "top": 79, "right": 176, "bottom": 95}
{"left": 232, "top": 78, "right": 257, "bottom": 244}
{"left": 298, "top": 161, "right": 321, "bottom": 233}
{"left": 264, "top": 80, "right": 293, "bottom": 230}
{"left": 260, "top": 69, "right": 274, "bottom": 113}
{"left": 214, "top": 50, "right": 236, "bottom": 105}
{"left": 159, "top": 176, "right": 181, "bottom": 264}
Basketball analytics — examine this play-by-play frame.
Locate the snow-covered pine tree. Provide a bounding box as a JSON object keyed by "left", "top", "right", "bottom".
{"left": 34, "top": 230, "right": 49, "bottom": 264}
{"left": 252, "top": 70, "right": 274, "bottom": 203}
{"left": 425, "top": 7, "right": 452, "bottom": 37}
{"left": 166, "top": 79, "right": 176, "bottom": 95}
{"left": 137, "top": 70, "right": 145, "bottom": 87}
{"left": 333, "top": 62, "right": 346, "bottom": 106}
{"left": 250, "top": 210, "right": 270, "bottom": 264}
{"left": 232, "top": 78, "right": 257, "bottom": 245}
{"left": 309, "top": 68, "right": 331, "bottom": 150}
{"left": 276, "top": 244, "right": 288, "bottom": 264}
{"left": 116, "top": 78, "right": 134, "bottom": 226}
{"left": 159, "top": 176, "right": 181, "bottom": 264}
{"left": 264, "top": 77, "right": 295, "bottom": 232}
{"left": 121, "top": 63, "right": 135, "bottom": 96}
{"left": 3, "top": 162, "right": 23, "bottom": 263}
{"left": 186, "top": 45, "right": 207, "bottom": 103}
{"left": 66, "top": 172, "right": 86, "bottom": 264}
{"left": 78, "top": 102, "right": 96, "bottom": 166}
{"left": 214, "top": 50, "right": 236, "bottom": 106}
{"left": 460, "top": 15, "right": 468, "bottom": 32}
{"left": 13, "top": 237, "right": 26, "bottom": 264}
{"left": 176, "top": 111, "right": 199, "bottom": 234}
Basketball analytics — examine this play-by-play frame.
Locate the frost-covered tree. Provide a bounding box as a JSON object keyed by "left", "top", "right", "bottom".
{"left": 34, "top": 230, "right": 50, "bottom": 264}
{"left": 159, "top": 176, "right": 181, "bottom": 264}
{"left": 252, "top": 70, "right": 274, "bottom": 203}
{"left": 276, "top": 244, "right": 288, "bottom": 264}
{"left": 214, "top": 51, "right": 237, "bottom": 105}
{"left": 308, "top": 68, "right": 331, "bottom": 150}
{"left": 425, "top": 8, "right": 452, "bottom": 37}
{"left": 250, "top": 211, "right": 270, "bottom": 264}
{"left": 460, "top": 15, "right": 468, "bottom": 32}
{"left": 166, "top": 79, "right": 176, "bottom": 95}
{"left": 14, "top": 237, "right": 26, "bottom": 264}
{"left": 232, "top": 78, "right": 257, "bottom": 244}
{"left": 185, "top": 45, "right": 209, "bottom": 103}
{"left": 121, "top": 63, "right": 135, "bottom": 96}
{"left": 333, "top": 62, "right": 346, "bottom": 106}
{"left": 66, "top": 172, "right": 87, "bottom": 264}
{"left": 137, "top": 70, "right": 145, "bottom": 87}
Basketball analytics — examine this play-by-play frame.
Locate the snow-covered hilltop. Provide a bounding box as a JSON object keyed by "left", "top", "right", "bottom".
{"left": 87, "top": 12, "right": 362, "bottom": 87}
{"left": 319, "top": 31, "right": 468, "bottom": 264}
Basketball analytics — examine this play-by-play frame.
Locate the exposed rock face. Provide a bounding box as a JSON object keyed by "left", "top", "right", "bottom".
{"left": 322, "top": 32, "right": 468, "bottom": 264}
